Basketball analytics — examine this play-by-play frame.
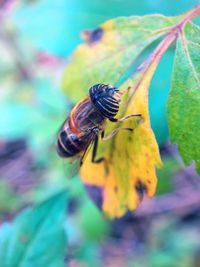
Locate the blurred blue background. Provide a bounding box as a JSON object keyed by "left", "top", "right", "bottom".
{"left": 11, "top": 0, "right": 200, "bottom": 56}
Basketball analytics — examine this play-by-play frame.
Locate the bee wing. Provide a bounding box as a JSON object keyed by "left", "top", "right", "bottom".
{"left": 61, "top": 157, "right": 81, "bottom": 179}
{"left": 79, "top": 134, "right": 96, "bottom": 166}
{"left": 62, "top": 133, "right": 96, "bottom": 179}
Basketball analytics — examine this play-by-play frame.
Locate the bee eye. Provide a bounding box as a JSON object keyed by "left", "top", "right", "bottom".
{"left": 107, "top": 87, "right": 117, "bottom": 95}
{"left": 108, "top": 89, "right": 114, "bottom": 95}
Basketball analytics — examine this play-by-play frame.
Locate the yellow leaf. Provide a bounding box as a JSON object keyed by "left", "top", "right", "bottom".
{"left": 80, "top": 61, "right": 162, "bottom": 218}
{"left": 62, "top": 15, "right": 181, "bottom": 102}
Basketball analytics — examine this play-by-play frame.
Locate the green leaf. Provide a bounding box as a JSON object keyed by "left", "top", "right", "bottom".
{"left": 0, "top": 224, "right": 13, "bottom": 264}
{"left": 168, "top": 23, "right": 200, "bottom": 173}
{"left": 62, "top": 14, "right": 182, "bottom": 101}
{"left": 0, "top": 192, "right": 67, "bottom": 267}
{"left": 156, "top": 157, "right": 179, "bottom": 195}
{"left": 0, "top": 181, "right": 22, "bottom": 215}
{"left": 79, "top": 200, "right": 109, "bottom": 240}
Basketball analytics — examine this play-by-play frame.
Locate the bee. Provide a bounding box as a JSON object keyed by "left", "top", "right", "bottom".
{"left": 57, "top": 84, "right": 141, "bottom": 166}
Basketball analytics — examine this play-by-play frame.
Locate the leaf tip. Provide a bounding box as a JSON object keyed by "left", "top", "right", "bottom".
{"left": 101, "top": 19, "right": 115, "bottom": 30}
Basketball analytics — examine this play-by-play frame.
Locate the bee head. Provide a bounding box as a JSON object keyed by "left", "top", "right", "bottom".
{"left": 89, "top": 84, "right": 121, "bottom": 118}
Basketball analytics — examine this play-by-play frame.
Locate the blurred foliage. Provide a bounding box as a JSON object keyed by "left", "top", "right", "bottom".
{"left": 156, "top": 157, "right": 179, "bottom": 195}
{"left": 132, "top": 218, "right": 200, "bottom": 267}
{"left": 0, "top": 0, "right": 200, "bottom": 267}
{"left": 79, "top": 200, "right": 109, "bottom": 240}
{"left": 0, "top": 180, "right": 22, "bottom": 214}
{"left": 0, "top": 192, "right": 67, "bottom": 267}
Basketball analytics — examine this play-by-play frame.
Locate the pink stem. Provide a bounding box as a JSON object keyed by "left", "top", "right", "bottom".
{"left": 178, "top": 4, "right": 200, "bottom": 28}
{"left": 130, "top": 4, "right": 200, "bottom": 96}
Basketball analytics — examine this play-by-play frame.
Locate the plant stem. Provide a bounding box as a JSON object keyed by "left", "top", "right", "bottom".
{"left": 130, "top": 4, "right": 200, "bottom": 98}
{"left": 110, "top": 5, "right": 200, "bottom": 161}
{"left": 178, "top": 4, "right": 200, "bottom": 28}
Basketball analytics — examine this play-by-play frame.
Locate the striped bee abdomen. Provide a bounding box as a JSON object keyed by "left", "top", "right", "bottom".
{"left": 57, "top": 121, "right": 89, "bottom": 158}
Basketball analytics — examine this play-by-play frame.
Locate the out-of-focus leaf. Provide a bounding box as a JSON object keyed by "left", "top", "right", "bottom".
{"left": 79, "top": 200, "right": 109, "bottom": 240}
{"left": 0, "top": 78, "right": 66, "bottom": 153}
{"left": 80, "top": 60, "right": 162, "bottom": 218}
{"left": 73, "top": 243, "right": 101, "bottom": 267}
{"left": 167, "top": 23, "right": 200, "bottom": 174}
{"left": 0, "top": 192, "right": 67, "bottom": 267}
{"left": 0, "top": 103, "right": 33, "bottom": 138}
{"left": 62, "top": 15, "right": 182, "bottom": 102}
{"left": 0, "top": 224, "right": 13, "bottom": 264}
{"left": 11, "top": 0, "right": 70, "bottom": 56}
{"left": 149, "top": 220, "right": 200, "bottom": 267}
{"left": 156, "top": 157, "right": 180, "bottom": 195}
{"left": 0, "top": 181, "right": 22, "bottom": 214}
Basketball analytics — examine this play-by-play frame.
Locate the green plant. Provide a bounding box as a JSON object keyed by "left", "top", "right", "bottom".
{"left": 0, "top": 192, "right": 67, "bottom": 267}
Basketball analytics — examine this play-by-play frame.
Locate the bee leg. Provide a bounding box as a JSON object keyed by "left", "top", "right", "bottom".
{"left": 92, "top": 135, "right": 109, "bottom": 174}
{"left": 92, "top": 135, "right": 104, "bottom": 164}
{"left": 109, "top": 113, "right": 142, "bottom": 123}
{"left": 80, "top": 148, "right": 88, "bottom": 166}
{"left": 102, "top": 127, "right": 133, "bottom": 141}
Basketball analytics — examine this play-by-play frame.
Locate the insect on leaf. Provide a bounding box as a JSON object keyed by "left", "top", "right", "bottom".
{"left": 168, "top": 23, "right": 200, "bottom": 174}
{"left": 80, "top": 60, "right": 162, "bottom": 218}
{"left": 62, "top": 15, "right": 182, "bottom": 102}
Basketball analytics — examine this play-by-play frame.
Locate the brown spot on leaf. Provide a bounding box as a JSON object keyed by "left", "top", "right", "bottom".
{"left": 85, "top": 185, "right": 103, "bottom": 209}
{"left": 114, "top": 186, "right": 118, "bottom": 192}
{"left": 135, "top": 180, "right": 147, "bottom": 200}
{"left": 81, "top": 28, "right": 104, "bottom": 44}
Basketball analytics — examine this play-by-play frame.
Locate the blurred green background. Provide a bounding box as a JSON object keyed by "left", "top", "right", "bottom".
{"left": 0, "top": 1, "right": 200, "bottom": 267}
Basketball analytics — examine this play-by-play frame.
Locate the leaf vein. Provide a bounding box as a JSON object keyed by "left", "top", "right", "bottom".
{"left": 180, "top": 30, "right": 200, "bottom": 86}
